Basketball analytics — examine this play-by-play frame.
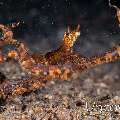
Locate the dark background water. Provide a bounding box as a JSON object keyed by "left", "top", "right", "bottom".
{"left": 0, "top": 0, "right": 120, "bottom": 56}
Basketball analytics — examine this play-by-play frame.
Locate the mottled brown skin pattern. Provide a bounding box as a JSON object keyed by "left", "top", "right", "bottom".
{"left": 0, "top": 23, "right": 120, "bottom": 99}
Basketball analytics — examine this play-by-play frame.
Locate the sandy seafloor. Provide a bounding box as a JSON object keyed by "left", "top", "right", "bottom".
{"left": 0, "top": 37, "right": 120, "bottom": 120}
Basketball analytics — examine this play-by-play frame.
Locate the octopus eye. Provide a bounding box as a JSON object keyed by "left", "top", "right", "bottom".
{"left": 66, "top": 32, "right": 69, "bottom": 36}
